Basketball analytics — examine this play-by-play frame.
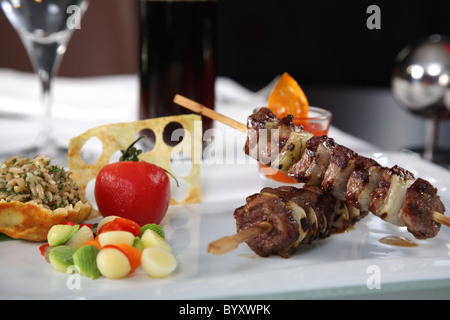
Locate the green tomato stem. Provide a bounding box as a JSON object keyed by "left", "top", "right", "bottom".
{"left": 120, "top": 136, "right": 145, "bottom": 162}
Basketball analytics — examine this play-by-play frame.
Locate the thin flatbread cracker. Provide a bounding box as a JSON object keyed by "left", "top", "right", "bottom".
{"left": 68, "top": 114, "right": 202, "bottom": 218}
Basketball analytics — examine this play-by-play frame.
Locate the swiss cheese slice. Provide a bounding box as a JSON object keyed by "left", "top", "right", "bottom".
{"left": 68, "top": 114, "right": 203, "bottom": 219}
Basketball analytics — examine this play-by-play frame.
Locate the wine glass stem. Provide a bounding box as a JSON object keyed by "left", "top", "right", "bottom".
{"left": 38, "top": 70, "right": 57, "bottom": 148}
{"left": 424, "top": 118, "right": 439, "bottom": 161}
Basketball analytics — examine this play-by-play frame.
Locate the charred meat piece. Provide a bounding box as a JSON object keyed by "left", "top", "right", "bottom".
{"left": 258, "top": 186, "right": 318, "bottom": 256}
{"left": 234, "top": 193, "right": 300, "bottom": 257}
{"left": 261, "top": 185, "right": 337, "bottom": 239}
{"left": 244, "top": 107, "right": 279, "bottom": 162}
{"left": 287, "top": 135, "right": 336, "bottom": 185}
{"left": 277, "top": 114, "right": 304, "bottom": 147}
{"left": 346, "top": 156, "right": 383, "bottom": 210}
{"left": 245, "top": 107, "right": 278, "bottom": 134}
{"left": 399, "top": 178, "right": 446, "bottom": 239}
{"left": 321, "top": 144, "right": 357, "bottom": 201}
{"left": 233, "top": 186, "right": 361, "bottom": 258}
{"left": 369, "top": 165, "right": 415, "bottom": 226}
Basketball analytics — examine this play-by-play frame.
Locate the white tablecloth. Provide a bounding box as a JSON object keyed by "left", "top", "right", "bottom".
{"left": 0, "top": 68, "right": 377, "bottom": 155}
{"left": 0, "top": 69, "right": 382, "bottom": 205}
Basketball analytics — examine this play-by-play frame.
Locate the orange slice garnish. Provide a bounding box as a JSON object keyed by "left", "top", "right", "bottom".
{"left": 267, "top": 72, "right": 309, "bottom": 119}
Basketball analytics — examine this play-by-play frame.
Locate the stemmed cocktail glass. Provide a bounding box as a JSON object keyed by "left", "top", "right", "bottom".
{"left": 1, "top": 0, "right": 88, "bottom": 165}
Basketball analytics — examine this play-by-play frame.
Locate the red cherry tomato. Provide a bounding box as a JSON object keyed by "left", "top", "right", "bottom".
{"left": 94, "top": 161, "right": 171, "bottom": 226}
{"left": 97, "top": 217, "right": 141, "bottom": 237}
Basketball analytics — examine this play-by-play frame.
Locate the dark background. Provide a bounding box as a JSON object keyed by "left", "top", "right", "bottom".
{"left": 217, "top": 0, "right": 450, "bottom": 89}
{"left": 1, "top": 0, "right": 449, "bottom": 87}
{"left": 0, "top": 0, "right": 449, "bottom": 154}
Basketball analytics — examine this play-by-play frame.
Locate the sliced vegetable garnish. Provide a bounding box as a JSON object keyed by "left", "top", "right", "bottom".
{"left": 115, "top": 243, "right": 142, "bottom": 273}
{"left": 73, "top": 245, "right": 101, "bottom": 279}
{"left": 98, "top": 217, "right": 141, "bottom": 237}
{"left": 41, "top": 216, "right": 175, "bottom": 281}
{"left": 96, "top": 246, "right": 131, "bottom": 279}
{"left": 98, "top": 230, "right": 135, "bottom": 247}
{"left": 47, "top": 224, "right": 79, "bottom": 246}
{"left": 141, "top": 229, "right": 172, "bottom": 252}
{"left": 141, "top": 247, "right": 177, "bottom": 279}
{"left": 49, "top": 245, "right": 77, "bottom": 273}
{"left": 140, "top": 223, "right": 165, "bottom": 240}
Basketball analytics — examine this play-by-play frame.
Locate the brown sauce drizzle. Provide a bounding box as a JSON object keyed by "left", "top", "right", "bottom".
{"left": 379, "top": 236, "right": 419, "bottom": 247}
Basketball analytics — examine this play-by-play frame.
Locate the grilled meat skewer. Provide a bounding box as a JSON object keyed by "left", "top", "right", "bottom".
{"left": 231, "top": 186, "right": 366, "bottom": 258}
{"left": 211, "top": 181, "right": 442, "bottom": 258}
{"left": 243, "top": 107, "right": 446, "bottom": 239}
{"left": 173, "top": 95, "right": 450, "bottom": 240}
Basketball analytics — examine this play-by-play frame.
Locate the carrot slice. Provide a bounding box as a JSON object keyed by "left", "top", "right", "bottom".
{"left": 115, "top": 243, "right": 142, "bottom": 273}
{"left": 82, "top": 239, "right": 102, "bottom": 250}
{"left": 97, "top": 217, "right": 141, "bottom": 237}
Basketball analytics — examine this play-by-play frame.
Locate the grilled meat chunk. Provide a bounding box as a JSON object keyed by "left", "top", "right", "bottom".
{"left": 261, "top": 186, "right": 337, "bottom": 239}
{"left": 321, "top": 144, "right": 357, "bottom": 201}
{"left": 287, "top": 135, "right": 335, "bottom": 185}
{"left": 346, "top": 156, "right": 383, "bottom": 210}
{"left": 245, "top": 108, "right": 277, "bottom": 163}
{"left": 234, "top": 193, "right": 300, "bottom": 257}
{"left": 399, "top": 178, "right": 446, "bottom": 239}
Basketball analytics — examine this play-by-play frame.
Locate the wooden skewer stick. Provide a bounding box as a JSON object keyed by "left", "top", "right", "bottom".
{"left": 173, "top": 94, "right": 247, "bottom": 133}
{"left": 432, "top": 211, "right": 450, "bottom": 228}
{"left": 208, "top": 221, "right": 273, "bottom": 255}
{"left": 173, "top": 94, "right": 449, "bottom": 229}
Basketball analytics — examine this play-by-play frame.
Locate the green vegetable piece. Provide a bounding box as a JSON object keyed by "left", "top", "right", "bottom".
{"left": 132, "top": 236, "right": 144, "bottom": 252}
{"left": 140, "top": 224, "right": 165, "bottom": 240}
{"left": 47, "top": 224, "right": 79, "bottom": 246}
{"left": 49, "top": 245, "right": 77, "bottom": 273}
{"left": 73, "top": 245, "right": 101, "bottom": 279}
